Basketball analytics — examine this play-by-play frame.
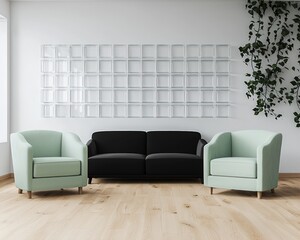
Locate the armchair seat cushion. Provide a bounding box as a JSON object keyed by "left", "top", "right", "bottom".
{"left": 210, "top": 157, "right": 257, "bottom": 178}
{"left": 146, "top": 153, "right": 202, "bottom": 175}
{"left": 88, "top": 153, "right": 145, "bottom": 175}
{"left": 33, "top": 157, "right": 81, "bottom": 178}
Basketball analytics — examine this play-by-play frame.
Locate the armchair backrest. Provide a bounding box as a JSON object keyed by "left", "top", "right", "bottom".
{"left": 231, "top": 130, "right": 277, "bottom": 157}
{"left": 21, "top": 130, "right": 62, "bottom": 157}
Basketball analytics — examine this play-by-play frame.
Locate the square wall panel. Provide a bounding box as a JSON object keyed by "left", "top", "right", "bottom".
{"left": 86, "top": 90, "right": 100, "bottom": 103}
{"left": 114, "top": 90, "right": 127, "bottom": 103}
{"left": 128, "top": 90, "right": 142, "bottom": 103}
{"left": 157, "top": 90, "right": 170, "bottom": 103}
{"left": 70, "top": 61, "right": 84, "bottom": 73}
{"left": 201, "top": 45, "right": 215, "bottom": 58}
{"left": 202, "top": 90, "right": 214, "bottom": 103}
{"left": 142, "top": 60, "right": 155, "bottom": 73}
{"left": 85, "top": 75, "right": 99, "bottom": 88}
{"left": 100, "top": 90, "right": 112, "bottom": 103}
{"left": 171, "top": 75, "right": 185, "bottom": 88}
{"left": 42, "top": 105, "right": 55, "bottom": 118}
{"left": 114, "top": 75, "right": 127, "bottom": 88}
{"left": 99, "top": 45, "right": 112, "bottom": 58}
{"left": 114, "top": 105, "right": 127, "bottom": 118}
{"left": 186, "top": 105, "right": 199, "bottom": 118}
{"left": 114, "top": 60, "right": 127, "bottom": 73}
{"left": 56, "top": 60, "right": 69, "bottom": 73}
{"left": 157, "top": 45, "right": 169, "bottom": 58}
{"left": 142, "top": 90, "right": 156, "bottom": 103}
{"left": 157, "top": 105, "right": 170, "bottom": 118}
{"left": 186, "top": 75, "right": 199, "bottom": 88}
{"left": 202, "top": 105, "right": 215, "bottom": 118}
{"left": 42, "top": 45, "right": 55, "bottom": 58}
{"left": 41, "top": 89, "right": 54, "bottom": 103}
{"left": 217, "top": 105, "right": 230, "bottom": 118}
{"left": 56, "top": 45, "right": 69, "bottom": 58}
{"left": 85, "top": 60, "right": 99, "bottom": 73}
{"left": 216, "top": 60, "right": 230, "bottom": 73}
{"left": 42, "top": 60, "right": 54, "bottom": 73}
{"left": 42, "top": 74, "right": 54, "bottom": 88}
{"left": 216, "top": 90, "right": 230, "bottom": 103}
{"left": 100, "top": 104, "right": 113, "bottom": 117}
{"left": 70, "top": 105, "right": 85, "bottom": 118}
{"left": 216, "top": 45, "right": 230, "bottom": 58}
{"left": 187, "top": 60, "right": 198, "bottom": 73}
{"left": 84, "top": 45, "right": 99, "bottom": 58}
{"left": 99, "top": 60, "right": 112, "bottom": 73}
{"left": 55, "top": 105, "right": 70, "bottom": 118}
{"left": 216, "top": 75, "right": 230, "bottom": 88}
{"left": 172, "top": 105, "right": 185, "bottom": 118}
{"left": 128, "top": 105, "right": 142, "bottom": 118}
{"left": 142, "top": 105, "right": 155, "bottom": 117}
{"left": 114, "top": 45, "right": 127, "bottom": 58}
{"left": 142, "top": 75, "right": 156, "bottom": 88}
{"left": 128, "top": 45, "right": 141, "bottom": 58}
{"left": 142, "top": 45, "right": 155, "bottom": 58}
{"left": 128, "top": 60, "right": 141, "bottom": 73}
{"left": 128, "top": 75, "right": 141, "bottom": 88}
{"left": 202, "top": 75, "right": 214, "bottom": 88}
{"left": 171, "top": 45, "right": 184, "bottom": 58}
{"left": 56, "top": 75, "right": 69, "bottom": 88}
{"left": 70, "top": 89, "right": 84, "bottom": 103}
{"left": 171, "top": 90, "right": 185, "bottom": 103}
{"left": 99, "top": 75, "right": 112, "bottom": 88}
{"left": 186, "top": 45, "right": 199, "bottom": 58}
{"left": 157, "top": 60, "right": 170, "bottom": 73}
{"left": 157, "top": 75, "right": 169, "bottom": 88}
{"left": 201, "top": 60, "right": 214, "bottom": 73}
{"left": 86, "top": 105, "right": 99, "bottom": 118}
{"left": 70, "top": 75, "right": 84, "bottom": 88}
{"left": 186, "top": 90, "right": 200, "bottom": 103}
{"left": 55, "top": 89, "right": 69, "bottom": 103}
{"left": 70, "top": 45, "right": 83, "bottom": 58}
{"left": 172, "top": 60, "right": 184, "bottom": 73}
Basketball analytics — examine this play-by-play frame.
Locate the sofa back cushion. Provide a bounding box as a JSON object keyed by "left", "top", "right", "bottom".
{"left": 92, "top": 131, "right": 146, "bottom": 154}
{"left": 21, "top": 130, "right": 62, "bottom": 157}
{"left": 147, "top": 131, "right": 201, "bottom": 155}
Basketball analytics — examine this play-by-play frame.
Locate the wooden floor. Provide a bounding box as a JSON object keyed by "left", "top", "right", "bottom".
{"left": 0, "top": 178, "right": 300, "bottom": 240}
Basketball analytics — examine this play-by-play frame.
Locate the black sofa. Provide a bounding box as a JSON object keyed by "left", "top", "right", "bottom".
{"left": 87, "top": 131, "right": 207, "bottom": 183}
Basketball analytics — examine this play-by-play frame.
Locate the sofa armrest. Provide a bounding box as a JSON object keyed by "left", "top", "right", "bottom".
{"left": 204, "top": 132, "right": 231, "bottom": 185}
{"left": 196, "top": 139, "right": 208, "bottom": 159}
{"left": 256, "top": 133, "right": 282, "bottom": 191}
{"left": 87, "top": 139, "right": 97, "bottom": 157}
{"left": 10, "top": 133, "right": 33, "bottom": 190}
{"left": 61, "top": 132, "right": 88, "bottom": 185}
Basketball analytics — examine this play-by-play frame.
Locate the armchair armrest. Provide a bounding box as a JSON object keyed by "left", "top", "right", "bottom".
{"left": 256, "top": 133, "right": 282, "bottom": 191}
{"left": 204, "top": 132, "right": 231, "bottom": 185}
{"left": 196, "top": 139, "right": 208, "bottom": 159}
{"left": 87, "top": 139, "right": 97, "bottom": 157}
{"left": 10, "top": 133, "right": 33, "bottom": 190}
{"left": 61, "top": 132, "right": 88, "bottom": 185}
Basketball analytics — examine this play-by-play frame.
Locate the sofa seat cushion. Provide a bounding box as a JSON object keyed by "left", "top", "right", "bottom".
{"left": 146, "top": 153, "right": 202, "bottom": 175}
{"left": 88, "top": 153, "right": 145, "bottom": 175}
{"left": 33, "top": 157, "right": 81, "bottom": 178}
{"left": 210, "top": 157, "right": 257, "bottom": 178}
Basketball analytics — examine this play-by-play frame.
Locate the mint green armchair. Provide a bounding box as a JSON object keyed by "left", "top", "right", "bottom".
{"left": 204, "top": 130, "right": 282, "bottom": 199}
{"left": 10, "top": 130, "right": 87, "bottom": 199}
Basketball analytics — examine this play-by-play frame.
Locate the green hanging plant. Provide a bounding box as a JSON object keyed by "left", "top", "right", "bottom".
{"left": 239, "top": 0, "right": 300, "bottom": 127}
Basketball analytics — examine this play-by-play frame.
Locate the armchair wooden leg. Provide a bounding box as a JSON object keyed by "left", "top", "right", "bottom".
{"left": 78, "top": 187, "right": 83, "bottom": 194}
{"left": 28, "top": 191, "right": 32, "bottom": 199}
{"left": 271, "top": 188, "right": 275, "bottom": 193}
{"left": 18, "top": 189, "right": 23, "bottom": 194}
{"left": 88, "top": 178, "right": 92, "bottom": 184}
{"left": 210, "top": 187, "right": 213, "bottom": 195}
{"left": 257, "top": 191, "right": 262, "bottom": 199}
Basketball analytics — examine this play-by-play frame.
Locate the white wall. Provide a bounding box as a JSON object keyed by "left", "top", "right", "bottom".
{"left": 0, "top": 0, "right": 10, "bottom": 176}
{"left": 10, "top": 0, "right": 300, "bottom": 173}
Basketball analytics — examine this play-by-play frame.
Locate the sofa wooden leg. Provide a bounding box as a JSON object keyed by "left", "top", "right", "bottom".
{"left": 271, "top": 188, "right": 275, "bottom": 193}
{"left": 88, "top": 178, "right": 92, "bottom": 184}
{"left": 78, "top": 187, "right": 83, "bottom": 194}
{"left": 210, "top": 187, "right": 213, "bottom": 195}
{"left": 28, "top": 191, "right": 32, "bottom": 199}
{"left": 257, "top": 191, "right": 262, "bottom": 199}
{"left": 18, "top": 189, "right": 23, "bottom": 194}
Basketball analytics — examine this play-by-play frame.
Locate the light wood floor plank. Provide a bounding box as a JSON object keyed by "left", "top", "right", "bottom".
{"left": 0, "top": 178, "right": 300, "bottom": 240}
